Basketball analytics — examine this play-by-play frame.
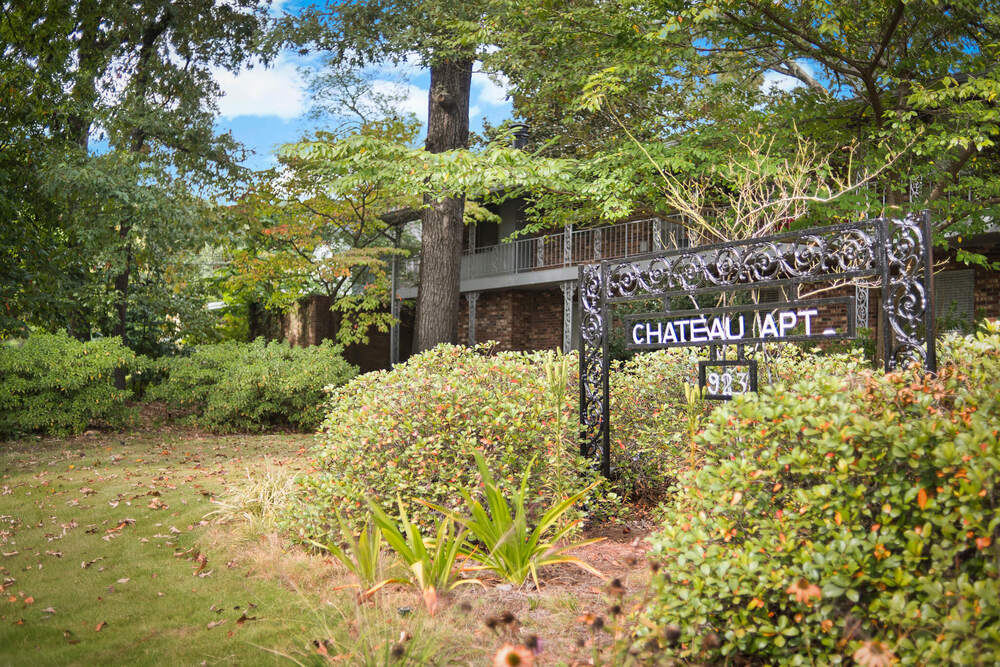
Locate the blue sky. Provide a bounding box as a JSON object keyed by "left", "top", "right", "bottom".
{"left": 208, "top": 2, "right": 811, "bottom": 171}
{"left": 211, "top": 21, "right": 516, "bottom": 170}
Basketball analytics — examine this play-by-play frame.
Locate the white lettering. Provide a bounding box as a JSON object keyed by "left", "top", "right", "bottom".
{"left": 761, "top": 312, "right": 779, "bottom": 338}
{"left": 778, "top": 310, "right": 797, "bottom": 337}
{"left": 727, "top": 315, "right": 745, "bottom": 339}
{"left": 645, "top": 321, "right": 663, "bottom": 345}
{"left": 690, "top": 317, "right": 708, "bottom": 342}
{"left": 675, "top": 319, "right": 689, "bottom": 343}
{"left": 632, "top": 323, "right": 645, "bottom": 345}
{"left": 709, "top": 317, "right": 726, "bottom": 340}
{"left": 664, "top": 322, "right": 677, "bottom": 343}
{"left": 799, "top": 308, "right": 818, "bottom": 336}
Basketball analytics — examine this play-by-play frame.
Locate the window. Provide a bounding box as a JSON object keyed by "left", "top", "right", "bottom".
{"left": 935, "top": 270, "right": 975, "bottom": 331}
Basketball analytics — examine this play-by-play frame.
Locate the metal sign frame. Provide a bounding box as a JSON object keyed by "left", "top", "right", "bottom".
{"left": 579, "top": 212, "right": 937, "bottom": 477}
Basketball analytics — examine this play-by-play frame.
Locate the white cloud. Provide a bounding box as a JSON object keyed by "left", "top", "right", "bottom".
{"left": 469, "top": 104, "right": 482, "bottom": 120}
{"left": 370, "top": 80, "right": 429, "bottom": 123}
{"left": 381, "top": 51, "right": 424, "bottom": 78}
{"left": 213, "top": 56, "right": 306, "bottom": 120}
{"left": 472, "top": 71, "right": 509, "bottom": 107}
{"left": 761, "top": 61, "right": 814, "bottom": 94}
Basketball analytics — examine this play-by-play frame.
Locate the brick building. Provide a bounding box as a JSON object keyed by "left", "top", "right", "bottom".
{"left": 277, "top": 207, "right": 1000, "bottom": 368}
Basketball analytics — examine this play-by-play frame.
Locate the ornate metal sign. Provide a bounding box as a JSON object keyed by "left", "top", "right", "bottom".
{"left": 579, "top": 212, "right": 936, "bottom": 477}
{"left": 624, "top": 296, "right": 856, "bottom": 349}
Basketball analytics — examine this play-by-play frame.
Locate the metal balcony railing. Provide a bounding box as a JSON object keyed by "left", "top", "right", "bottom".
{"left": 399, "top": 216, "right": 689, "bottom": 286}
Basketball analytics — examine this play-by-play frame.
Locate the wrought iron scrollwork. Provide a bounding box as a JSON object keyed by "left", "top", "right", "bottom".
{"left": 579, "top": 214, "right": 936, "bottom": 476}
{"left": 884, "top": 212, "right": 936, "bottom": 370}
{"left": 578, "top": 264, "right": 605, "bottom": 461}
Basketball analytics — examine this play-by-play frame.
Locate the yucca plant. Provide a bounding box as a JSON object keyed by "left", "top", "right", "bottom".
{"left": 305, "top": 513, "right": 398, "bottom": 597}
{"left": 368, "top": 497, "right": 481, "bottom": 615}
{"left": 429, "top": 450, "right": 604, "bottom": 589}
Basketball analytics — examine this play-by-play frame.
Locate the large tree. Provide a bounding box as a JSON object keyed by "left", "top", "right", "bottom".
{"left": 281, "top": 1, "right": 490, "bottom": 351}
{"left": 488, "top": 0, "right": 1000, "bottom": 236}
{"left": 224, "top": 117, "right": 422, "bottom": 346}
{"left": 1, "top": 1, "right": 269, "bottom": 379}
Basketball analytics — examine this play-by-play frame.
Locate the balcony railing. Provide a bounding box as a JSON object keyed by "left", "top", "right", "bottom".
{"left": 399, "top": 216, "right": 688, "bottom": 286}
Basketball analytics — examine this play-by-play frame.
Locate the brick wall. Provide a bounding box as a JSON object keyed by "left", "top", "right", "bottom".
{"left": 940, "top": 241, "right": 1000, "bottom": 319}
{"left": 513, "top": 289, "right": 563, "bottom": 351}
{"left": 279, "top": 295, "right": 414, "bottom": 372}
{"left": 459, "top": 288, "right": 564, "bottom": 352}
{"left": 459, "top": 291, "right": 514, "bottom": 349}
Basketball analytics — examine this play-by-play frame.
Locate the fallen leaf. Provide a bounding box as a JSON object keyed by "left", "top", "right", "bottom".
{"left": 206, "top": 619, "right": 226, "bottom": 629}
{"left": 236, "top": 614, "right": 257, "bottom": 625}
{"left": 82, "top": 557, "right": 104, "bottom": 569}
{"left": 95, "top": 621, "right": 107, "bottom": 632}
{"left": 2, "top": 551, "right": 18, "bottom": 558}
{"left": 42, "top": 607, "right": 56, "bottom": 614}
{"left": 23, "top": 596, "right": 34, "bottom": 605}
{"left": 116, "top": 578, "right": 130, "bottom": 584}
{"left": 194, "top": 552, "right": 208, "bottom": 575}
{"left": 63, "top": 630, "right": 80, "bottom": 644}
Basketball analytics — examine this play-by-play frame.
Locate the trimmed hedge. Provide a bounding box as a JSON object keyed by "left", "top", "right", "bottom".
{"left": 632, "top": 326, "right": 1000, "bottom": 665}
{"left": 0, "top": 332, "right": 136, "bottom": 438}
{"left": 295, "top": 344, "right": 597, "bottom": 536}
{"left": 148, "top": 339, "right": 356, "bottom": 432}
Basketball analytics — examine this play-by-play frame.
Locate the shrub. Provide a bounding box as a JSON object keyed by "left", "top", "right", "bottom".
{"left": 607, "top": 345, "right": 864, "bottom": 503}
{"left": 0, "top": 332, "right": 136, "bottom": 438}
{"left": 148, "top": 338, "right": 356, "bottom": 432}
{"left": 296, "top": 344, "right": 596, "bottom": 537}
{"left": 608, "top": 348, "right": 704, "bottom": 501}
{"left": 634, "top": 328, "right": 1000, "bottom": 665}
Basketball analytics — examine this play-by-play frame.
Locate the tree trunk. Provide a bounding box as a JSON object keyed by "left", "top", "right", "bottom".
{"left": 112, "top": 240, "right": 132, "bottom": 390}
{"left": 414, "top": 58, "right": 472, "bottom": 352}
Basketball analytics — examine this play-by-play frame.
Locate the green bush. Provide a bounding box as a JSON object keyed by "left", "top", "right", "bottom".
{"left": 148, "top": 338, "right": 356, "bottom": 432}
{"left": 634, "top": 328, "right": 1000, "bottom": 665}
{"left": 0, "top": 332, "right": 136, "bottom": 438}
{"left": 608, "top": 348, "right": 704, "bottom": 502}
{"left": 295, "top": 344, "right": 596, "bottom": 537}
{"left": 608, "top": 345, "right": 865, "bottom": 503}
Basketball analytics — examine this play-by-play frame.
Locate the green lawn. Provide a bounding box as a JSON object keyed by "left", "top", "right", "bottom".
{"left": 1, "top": 430, "right": 644, "bottom": 666}
{"left": 0, "top": 431, "right": 337, "bottom": 666}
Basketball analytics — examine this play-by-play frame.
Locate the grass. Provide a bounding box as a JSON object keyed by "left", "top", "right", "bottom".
{"left": 1, "top": 429, "right": 647, "bottom": 665}
{"left": 0, "top": 430, "right": 331, "bottom": 666}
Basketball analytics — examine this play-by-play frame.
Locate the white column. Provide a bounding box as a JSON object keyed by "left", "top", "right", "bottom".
{"left": 465, "top": 291, "right": 480, "bottom": 346}
{"left": 856, "top": 284, "right": 869, "bottom": 328}
{"left": 563, "top": 224, "right": 573, "bottom": 265}
{"left": 560, "top": 281, "right": 576, "bottom": 353}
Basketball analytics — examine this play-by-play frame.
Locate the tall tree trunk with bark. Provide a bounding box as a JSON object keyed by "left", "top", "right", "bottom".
{"left": 414, "top": 58, "right": 472, "bottom": 352}
{"left": 112, "top": 7, "right": 171, "bottom": 389}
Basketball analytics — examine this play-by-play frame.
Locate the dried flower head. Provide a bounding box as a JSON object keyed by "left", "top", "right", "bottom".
{"left": 663, "top": 624, "right": 681, "bottom": 645}
{"left": 608, "top": 578, "right": 626, "bottom": 597}
{"left": 389, "top": 643, "right": 406, "bottom": 660}
{"left": 493, "top": 644, "right": 534, "bottom": 667}
{"left": 786, "top": 578, "right": 822, "bottom": 605}
{"left": 853, "top": 640, "right": 897, "bottom": 667}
